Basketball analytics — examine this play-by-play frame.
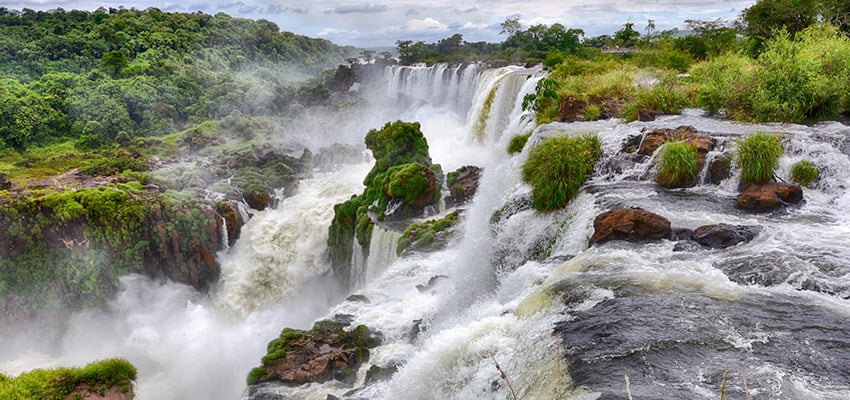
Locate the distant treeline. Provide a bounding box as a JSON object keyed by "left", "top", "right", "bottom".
{"left": 0, "top": 7, "right": 357, "bottom": 150}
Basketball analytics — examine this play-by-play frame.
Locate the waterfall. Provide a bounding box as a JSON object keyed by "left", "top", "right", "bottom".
{"left": 365, "top": 225, "right": 401, "bottom": 283}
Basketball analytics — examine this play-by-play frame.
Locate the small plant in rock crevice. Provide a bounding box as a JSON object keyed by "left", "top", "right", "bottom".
{"left": 790, "top": 160, "right": 819, "bottom": 187}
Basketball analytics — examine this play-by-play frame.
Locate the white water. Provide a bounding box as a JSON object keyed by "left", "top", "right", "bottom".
{"left": 4, "top": 64, "right": 850, "bottom": 400}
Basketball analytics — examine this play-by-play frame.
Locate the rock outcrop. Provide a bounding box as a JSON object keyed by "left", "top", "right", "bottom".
{"left": 247, "top": 320, "right": 381, "bottom": 389}
{"left": 736, "top": 183, "right": 803, "bottom": 212}
{"left": 445, "top": 165, "right": 481, "bottom": 208}
{"left": 589, "top": 208, "right": 672, "bottom": 245}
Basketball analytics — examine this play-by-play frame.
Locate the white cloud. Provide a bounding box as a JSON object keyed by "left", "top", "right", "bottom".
{"left": 462, "top": 22, "right": 489, "bottom": 30}
{"left": 404, "top": 17, "right": 447, "bottom": 32}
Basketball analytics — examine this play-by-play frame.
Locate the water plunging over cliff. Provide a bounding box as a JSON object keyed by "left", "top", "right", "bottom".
{"left": 4, "top": 63, "right": 850, "bottom": 400}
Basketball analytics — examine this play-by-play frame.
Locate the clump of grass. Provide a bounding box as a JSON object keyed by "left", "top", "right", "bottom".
{"left": 655, "top": 141, "right": 699, "bottom": 188}
{"left": 735, "top": 132, "right": 784, "bottom": 185}
{"left": 0, "top": 358, "right": 136, "bottom": 400}
{"left": 522, "top": 134, "right": 601, "bottom": 212}
{"left": 790, "top": 160, "right": 819, "bottom": 186}
{"left": 584, "top": 104, "right": 602, "bottom": 121}
{"left": 507, "top": 133, "right": 531, "bottom": 154}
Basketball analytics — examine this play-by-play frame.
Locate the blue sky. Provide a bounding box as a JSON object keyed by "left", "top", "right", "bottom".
{"left": 4, "top": 1, "right": 756, "bottom": 47}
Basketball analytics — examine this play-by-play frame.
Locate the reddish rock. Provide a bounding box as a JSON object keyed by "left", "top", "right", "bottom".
{"left": 638, "top": 126, "right": 716, "bottom": 156}
{"left": 737, "top": 183, "right": 803, "bottom": 212}
{"left": 590, "top": 208, "right": 672, "bottom": 245}
{"left": 446, "top": 165, "right": 481, "bottom": 208}
{"left": 69, "top": 384, "right": 133, "bottom": 400}
{"left": 217, "top": 200, "right": 244, "bottom": 246}
{"left": 245, "top": 189, "right": 271, "bottom": 210}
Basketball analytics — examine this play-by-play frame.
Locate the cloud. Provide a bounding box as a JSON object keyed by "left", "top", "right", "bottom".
{"left": 462, "top": 22, "right": 489, "bottom": 30}
{"left": 403, "top": 17, "right": 447, "bottom": 32}
{"left": 332, "top": 4, "right": 388, "bottom": 14}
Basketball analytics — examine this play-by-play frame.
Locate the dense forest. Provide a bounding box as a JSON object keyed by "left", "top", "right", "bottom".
{"left": 0, "top": 6, "right": 357, "bottom": 151}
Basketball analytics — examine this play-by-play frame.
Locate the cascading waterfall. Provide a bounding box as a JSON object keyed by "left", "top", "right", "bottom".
{"left": 3, "top": 62, "right": 849, "bottom": 400}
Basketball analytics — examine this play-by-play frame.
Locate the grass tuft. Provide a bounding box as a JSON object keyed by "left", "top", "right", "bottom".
{"left": 522, "top": 134, "right": 601, "bottom": 212}
{"left": 735, "top": 132, "right": 784, "bottom": 185}
{"left": 507, "top": 133, "right": 531, "bottom": 154}
{"left": 655, "top": 141, "right": 699, "bottom": 188}
{"left": 790, "top": 160, "right": 819, "bottom": 187}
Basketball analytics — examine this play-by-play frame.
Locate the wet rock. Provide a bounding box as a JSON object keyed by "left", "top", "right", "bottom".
{"left": 589, "top": 208, "right": 672, "bottom": 245}
{"left": 736, "top": 183, "right": 803, "bottom": 212}
{"left": 245, "top": 189, "right": 271, "bottom": 210}
{"left": 416, "top": 275, "right": 448, "bottom": 292}
{"left": 217, "top": 200, "right": 244, "bottom": 246}
{"left": 636, "top": 109, "right": 663, "bottom": 122}
{"left": 707, "top": 153, "right": 733, "bottom": 184}
{"left": 249, "top": 320, "right": 382, "bottom": 387}
{"left": 445, "top": 165, "right": 480, "bottom": 208}
{"left": 638, "top": 126, "right": 715, "bottom": 156}
{"left": 364, "top": 364, "right": 399, "bottom": 385}
{"left": 692, "top": 223, "right": 761, "bottom": 249}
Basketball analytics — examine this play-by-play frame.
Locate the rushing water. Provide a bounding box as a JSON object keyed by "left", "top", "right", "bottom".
{"left": 3, "top": 63, "right": 850, "bottom": 400}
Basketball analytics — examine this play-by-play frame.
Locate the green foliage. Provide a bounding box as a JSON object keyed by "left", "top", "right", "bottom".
{"left": 364, "top": 121, "right": 431, "bottom": 185}
{"left": 790, "top": 160, "right": 819, "bottom": 186}
{"left": 622, "top": 77, "right": 693, "bottom": 122}
{"left": 385, "top": 163, "right": 433, "bottom": 205}
{"left": 397, "top": 211, "right": 460, "bottom": 256}
{"left": 655, "top": 141, "right": 699, "bottom": 188}
{"left": 614, "top": 22, "right": 641, "bottom": 48}
{"left": 735, "top": 132, "right": 784, "bottom": 185}
{"left": 522, "top": 135, "right": 601, "bottom": 212}
{"left": 522, "top": 78, "right": 560, "bottom": 123}
{"left": 741, "top": 0, "right": 818, "bottom": 55}
{"left": 508, "top": 133, "right": 531, "bottom": 154}
{"left": 0, "top": 358, "right": 136, "bottom": 400}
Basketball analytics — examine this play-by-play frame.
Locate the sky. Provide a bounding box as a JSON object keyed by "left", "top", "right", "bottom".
{"left": 4, "top": 0, "right": 757, "bottom": 48}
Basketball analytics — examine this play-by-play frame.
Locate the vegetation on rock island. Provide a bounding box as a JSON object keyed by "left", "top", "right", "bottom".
{"left": 0, "top": 358, "right": 136, "bottom": 400}
{"left": 328, "top": 121, "right": 442, "bottom": 287}
{"left": 397, "top": 211, "right": 461, "bottom": 256}
{"left": 735, "top": 132, "right": 784, "bottom": 185}
{"left": 522, "top": 134, "right": 601, "bottom": 212}
{"left": 247, "top": 320, "right": 381, "bottom": 386}
{"left": 655, "top": 141, "right": 700, "bottom": 188}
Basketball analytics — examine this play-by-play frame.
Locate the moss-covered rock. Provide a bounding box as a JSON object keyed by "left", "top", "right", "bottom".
{"left": 397, "top": 211, "right": 461, "bottom": 256}
{"left": 327, "top": 121, "right": 442, "bottom": 288}
{"left": 247, "top": 320, "right": 381, "bottom": 387}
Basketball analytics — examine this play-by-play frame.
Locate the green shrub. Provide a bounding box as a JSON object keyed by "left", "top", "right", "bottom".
{"left": 0, "top": 358, "right": 136, "bottom": 400}
{"left": 790, "top": 160, "right": 819, "bottom": 186}
{"left": 655, "top": 141, "right": 699, "bottom": 188}
{"left": 736, "top": 132, "right": 784, "bottom": 185}
{"left": 584, "top": 104, "right": 602, "bottom": 121}
{"left": 522, "top": 134, "right": 601, "bottom": 211}
{"left": 507, "top": 133, "right": 531, "bottom": 154}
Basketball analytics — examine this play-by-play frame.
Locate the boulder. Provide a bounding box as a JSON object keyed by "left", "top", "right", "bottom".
{"left": 589, "top": 208, "right": 672, "bottom": 245}
{"left": 691, "top": 223, "right": 761, "bottom": 248}
{"left": 249, "top": 320, "right": 381, "bottom": 387}
{"left": 245, "top": 189, "right": 271, "bottom": 210}
{"left": 707, "top": 153, "right": 732, "bottom": 184}
{"left": 638, "top": 126, "right": 715, "bottom": 156}
{"left": 736, "top": 183, "right": 803, "bottom": 212}
{"left": 445, "top": 165, "right": 480, "bottom": 208}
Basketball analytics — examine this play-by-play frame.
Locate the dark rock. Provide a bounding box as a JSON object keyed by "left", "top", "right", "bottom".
{"left": 671, "top": 228, "right": 695, "bottom": 241}
{"left": 620, "top": 134, "right": 644, "bottom": 154}
{"left": 637, "top": 109, "right": 662, "bottom": 121}
{"left": 707, "top": 153, "right": 733, "bottom": 184}
{"left": 736, "top": 183, "right": 803, "bottom": 212}
{"left": 589, "top": 208, "right": 672, "bottom": 245}
{"left": 364, "top": 364, "right": 399, "bottom": 385}
{"left": 245, "top": 189, "right": 271, "bottom": 210}
{"left": 691, "top": 223, "right": 760, "bottom": 249}
{"left": 217, "top": 200, "right": 244, "bottom": 246}
{"left": 445, "top": 165, "right": 481, "bottom": 208}
{"left": 0, "top": 173, "right": 11, "bottom": 190}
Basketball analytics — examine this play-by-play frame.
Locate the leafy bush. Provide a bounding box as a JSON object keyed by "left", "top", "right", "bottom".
{"left": 522, "top": 134, "right": 601, "bottom": 211}
{"left": 790, "top": 160, "right": 819, "bottom": 186}
{"left": 655, "top": 141, "right": 699, "bottom": 188}
{"left": 507, "top": 133, "right": 531, "bottom": 154}
{"left": 736, "top": 132, "right": 784, "bottom": 185}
